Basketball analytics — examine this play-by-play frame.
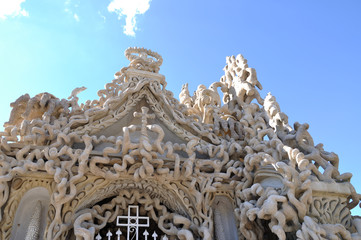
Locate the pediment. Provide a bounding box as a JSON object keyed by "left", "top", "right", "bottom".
{"left": 1, "top": 47, "right": 360, "bottom": 240}
{"left": 88, "top": 91, "right": 193, "bottom": 151}
{"left": 69, "top": 69, "right": 222, "bottom": 151}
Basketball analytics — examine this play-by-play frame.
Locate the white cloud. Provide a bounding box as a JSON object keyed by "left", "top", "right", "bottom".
{"left": 0, "top": 0, "right": 29, "bottom": 20}
{"left": 73, "top": 13, "right": 79, "bottom": 22}
{"left": 107, "top": 0, "right": 151, "bottom": 37}
{"left": 98, "top": 11, "right": 106, "bottom": 23}
{"left": 64, "top": 0, "right": 79, "bottom": 22}
{"left": 64, "top": 0, "right": 71, "bottom": 12}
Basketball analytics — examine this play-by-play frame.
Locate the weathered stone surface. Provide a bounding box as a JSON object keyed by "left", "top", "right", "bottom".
{"left": 0, "top": 47, "right": 360, "bottom": 239}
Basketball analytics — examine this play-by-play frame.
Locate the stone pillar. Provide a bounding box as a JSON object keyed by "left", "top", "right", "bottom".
{"left": 212, "top": 195, "right": 238, "bottom": 240}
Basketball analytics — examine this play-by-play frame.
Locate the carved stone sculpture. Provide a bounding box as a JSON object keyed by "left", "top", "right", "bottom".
{"left": 25, "top": 201, "right": 42, "bottom": 240}
{"left": 0, "top": 47, "right": 360, "bottom": 240}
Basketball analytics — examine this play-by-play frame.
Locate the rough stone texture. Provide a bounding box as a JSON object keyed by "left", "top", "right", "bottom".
{"left": 9, "top": 186, "right": 50, "bottom": 240}
{"left": 25, "top": 201, "right": 42, "bottom": 240}
{"left": 0, "top": 47, "right": 360, "bottom": 239}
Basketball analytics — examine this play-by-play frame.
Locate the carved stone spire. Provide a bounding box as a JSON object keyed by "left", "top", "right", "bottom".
{"left": 25, "top": 201, "right": 42, "bottom": 240}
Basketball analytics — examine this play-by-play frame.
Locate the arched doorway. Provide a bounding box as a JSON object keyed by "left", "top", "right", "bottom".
{"left": 70, "top": 189, "right": 198, "bottom": 240}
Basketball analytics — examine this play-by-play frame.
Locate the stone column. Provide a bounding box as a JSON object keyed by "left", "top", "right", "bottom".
{"left": 212, "top": 195, "right": 238, "bottom": 240}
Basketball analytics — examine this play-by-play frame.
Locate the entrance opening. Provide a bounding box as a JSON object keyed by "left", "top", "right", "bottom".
{"left": 97, "top": 204, "right": 164, "bottom": 240}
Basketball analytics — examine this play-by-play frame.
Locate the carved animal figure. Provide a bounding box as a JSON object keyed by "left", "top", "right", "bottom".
{"left": 5, "top": 92, "right": 65, "bottom": 126}
{"left": 4, "top": 94, "right": 31, "bottom": 127}
{"left": 179, "top": 83, "right": 193, "bottom": 108}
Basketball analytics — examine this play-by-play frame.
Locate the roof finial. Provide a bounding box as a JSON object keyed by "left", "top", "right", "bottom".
{"left": 125, "top": 47, "right": 163, "bottom": 73}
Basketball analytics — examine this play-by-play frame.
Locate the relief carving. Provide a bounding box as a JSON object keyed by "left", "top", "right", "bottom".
{"left": 0, "top": 47, "right": 360, "bottom": 239}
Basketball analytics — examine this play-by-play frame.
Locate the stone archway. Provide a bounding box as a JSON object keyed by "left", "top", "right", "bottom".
{"left": 71, "top": 189, "right": 198, "bottom": 240}
{"left": 10, "top": 187, "right": 50, "bottom": 240}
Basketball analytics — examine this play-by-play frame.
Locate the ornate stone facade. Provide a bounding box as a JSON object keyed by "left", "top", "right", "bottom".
{"left": 0, "top": 47, "right": 360, "bottom": 239}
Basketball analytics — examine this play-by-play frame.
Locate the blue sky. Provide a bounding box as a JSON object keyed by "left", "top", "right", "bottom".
{"left": 0, "top": 0, "right": 361, "bottom": 214}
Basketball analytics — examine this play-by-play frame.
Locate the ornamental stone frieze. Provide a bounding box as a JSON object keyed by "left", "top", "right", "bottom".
{"left": 0, "top": 47, "right": 360, "bottom": 240}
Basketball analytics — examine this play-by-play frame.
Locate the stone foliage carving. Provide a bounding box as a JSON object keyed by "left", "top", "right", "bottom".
{"left": 0, "top": 47, "right": 360, "bottom": 239}
{"left": 309, "top": 196, "right": 352, "bottom": 227}
{"left": 73, "top": 189, "right": 198, "bottom": 240}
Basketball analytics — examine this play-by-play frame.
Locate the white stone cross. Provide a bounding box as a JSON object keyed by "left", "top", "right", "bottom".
{"left": 116, "top": 205, "right": 150, "bottom": 240}
{"left": 133, "top": 107, "right": 155, "bottom": 142}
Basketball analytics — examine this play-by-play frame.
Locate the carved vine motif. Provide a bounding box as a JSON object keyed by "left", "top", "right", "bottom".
{"left": 61, "top": 178, "right": 193, "bottom": 227}
{"left": 72, "top": 189, "right": 203, "bottom": 240}
{"left": 124, "top": 47, "right": 163, "bottom": 73}
{"left": 0, "top": 177, "right": 53, "bottom": 240}
{"left": 308, "top": 196, "right": 353, "bottom": 229}
{"left": 0, "top": 47, "right": 360, "bottom": 240}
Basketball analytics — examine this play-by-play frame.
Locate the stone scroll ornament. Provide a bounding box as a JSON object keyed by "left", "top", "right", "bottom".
{"left": 0, "top": 46, "right": 360, "bottom": 240}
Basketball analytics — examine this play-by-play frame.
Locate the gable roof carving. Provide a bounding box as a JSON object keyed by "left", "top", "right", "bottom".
{"left": 0, "top": 47, "right": 356, "bottom": 181}
{"left": 0, "top": 47, "right": 360, "bottom": 240}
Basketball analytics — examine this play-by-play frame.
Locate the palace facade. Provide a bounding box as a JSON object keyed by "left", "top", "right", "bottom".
{"left": 0, "top": 47, "right": 360, "bottom": 240}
